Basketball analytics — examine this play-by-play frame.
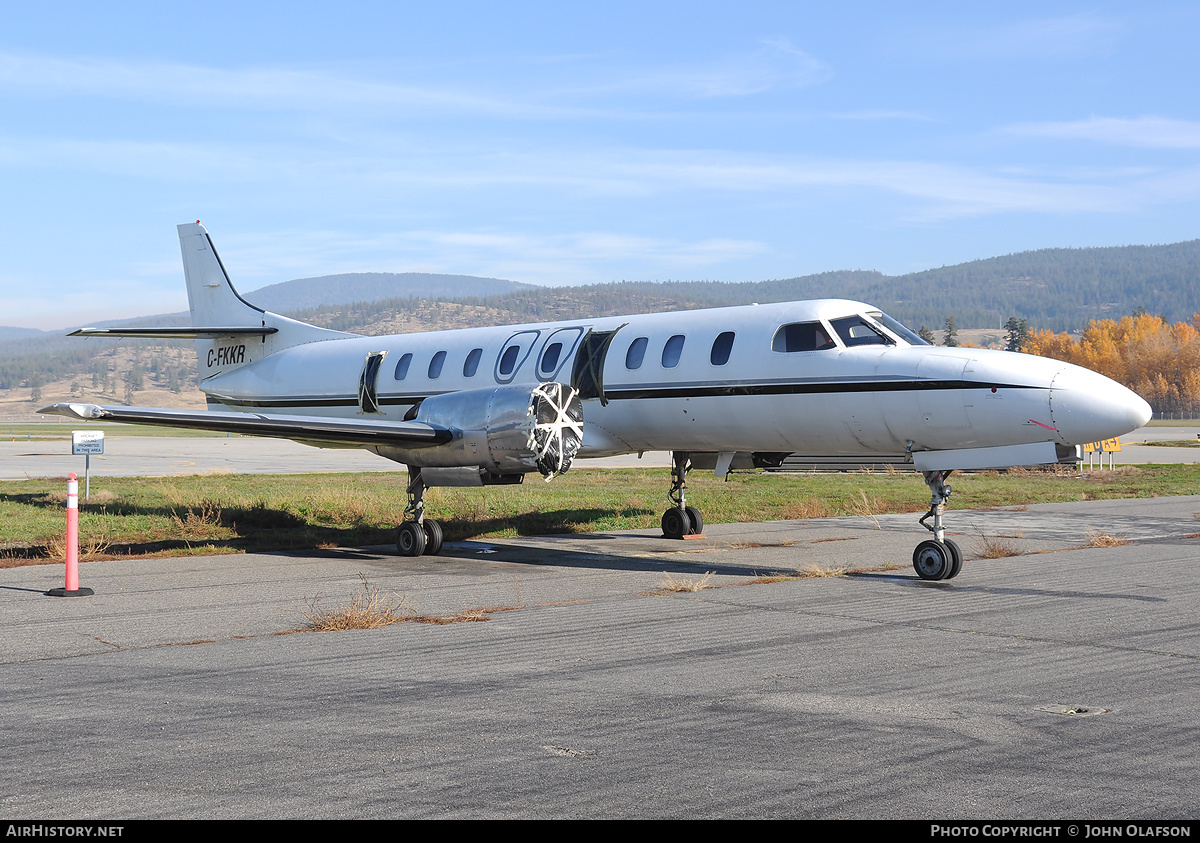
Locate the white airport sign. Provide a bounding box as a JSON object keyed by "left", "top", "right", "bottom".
{"left": 71, "top": 430, "right": 105, "bottom": 455}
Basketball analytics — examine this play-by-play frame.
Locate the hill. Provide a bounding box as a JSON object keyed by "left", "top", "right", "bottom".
{"left": 241, "top": 272, "right": 533, "bottom": 312}
{"left": 3, "top": 239, "right": 1198, "bottom": 419}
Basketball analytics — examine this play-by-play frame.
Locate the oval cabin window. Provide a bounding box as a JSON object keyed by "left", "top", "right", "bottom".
{"left": 626, "top": 337, "right": 648, "bottom": 370}
{"left": 394, "top": 353, "right": 413, "bottom": 380}
{"left": 463, "top": 347, "right": 483, "bottom": 377}
{"left": 661, "top": 334, "right": 685, "bottom": 368}
{"left": 710, "top": 332, "right": 735, "bottom": 366}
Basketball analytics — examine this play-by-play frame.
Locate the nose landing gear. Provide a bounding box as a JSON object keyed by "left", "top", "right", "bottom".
{"left": 661, "top": 451, "right": 704, "bottom": 539}
{"left": 914, "top": 470, "right": 962, "bottom": 580}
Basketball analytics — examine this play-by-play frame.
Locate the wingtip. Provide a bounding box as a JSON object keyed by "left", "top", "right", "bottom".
{"left": 38, "top": 403, "right": 103, "bottom": 420}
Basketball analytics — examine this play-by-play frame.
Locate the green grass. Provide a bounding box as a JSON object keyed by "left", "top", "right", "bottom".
{"left": 1145, "top": 419, "right": 1200, "bottom": 427}
{"left": 1142, "top": 439, "right": 1200, "bottom": 447}
{"left": 3, "top": 464, "right": 1199, "bottom": 564}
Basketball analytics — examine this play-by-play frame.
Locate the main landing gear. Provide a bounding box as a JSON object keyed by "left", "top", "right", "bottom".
{"left": 912, "top": 470, "right": 962, "bottom": 581}
{"left": 661, "top": 451, "right": 704, "bottom": 539}
{"left": 396, "top": 468, "right": 444, "bottom": 557}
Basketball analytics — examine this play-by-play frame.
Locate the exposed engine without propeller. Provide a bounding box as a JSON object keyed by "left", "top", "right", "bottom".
{"left": 373, "top": 381, "right": 584, "bottom": 483}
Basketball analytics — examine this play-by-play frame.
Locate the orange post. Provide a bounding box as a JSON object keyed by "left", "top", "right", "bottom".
{"left": 46, "top": 473, "right": 93, "bottom": 597}
{"left": 65, "top": 473, "right": 79, "bottom": 590}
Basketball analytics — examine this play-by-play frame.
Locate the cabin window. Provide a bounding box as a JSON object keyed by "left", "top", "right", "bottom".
{"left": 393, "top": 353, "right": 413, "bottom": 380}
{"left": 772, "top": 322, "right": 836, "bottom": 352}
{"left": 495, "top": 330, "right": 540, "bottom": 383}
{"left": 428, "top": 350, "right": 447, "bottom": 379}
{"left": 539, "top": 342, "right": 563, "bottom": 376}
{"left": 831, "top": 316, "right": 892, "bottom": 347}
{"left": 499, "top": 345, "right": 520, "bottom": 376}
{"left": 662, "top": 334, "right": 685, "bottom": 368}
{"left": 625, "top": 336, "right": 648, "bottom": 370}
{"left": 463, "top": 347, "right": 483, "bottom": 377}
{"left": 710, "top": 332, "right": 735, "bottom": 366}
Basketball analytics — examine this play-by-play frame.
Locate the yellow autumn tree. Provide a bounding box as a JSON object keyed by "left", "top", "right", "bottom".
{"left": 1025, "top": 314, "right": 1200, "bottom": 416}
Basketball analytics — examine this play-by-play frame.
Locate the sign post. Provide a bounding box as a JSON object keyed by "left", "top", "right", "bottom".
{"left": 71, "top": 430, "right": 104, "bottom": 501}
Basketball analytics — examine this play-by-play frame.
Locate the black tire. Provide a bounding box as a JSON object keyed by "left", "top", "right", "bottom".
{"left": 397, "top": 521, "right": 427, "bottom": 557}
{"left": 423, "top": 519, "right": 444, "bottom": 556}
{"left": 944, "top": 538, "right": 963, "bottom": 580}
{"left": 913, "top": 539, "right": 952, "bottom": 581}
{"left": 662, "top": 507, "right": 687, "bottom": 539}
{"left": 685, "top": 506, "right": 704, "bottom": 536}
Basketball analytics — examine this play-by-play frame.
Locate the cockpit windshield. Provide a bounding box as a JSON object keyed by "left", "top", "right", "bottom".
{"left": 868, "top": 311, "right": 931, "bottom": 346}
{"left": 830, "top": 315, "right": 893, "bottom": 347}
{"left": 827, "top": 311, "right": 929, "bottom": 348}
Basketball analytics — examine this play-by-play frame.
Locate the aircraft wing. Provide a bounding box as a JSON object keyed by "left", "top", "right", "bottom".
{"left": 38, "top": 403, "right": 452, "bottom": 448}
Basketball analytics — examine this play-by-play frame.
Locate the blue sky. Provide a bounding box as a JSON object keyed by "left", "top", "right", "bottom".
{"left": 1, "top": 1, "right": 1197, "bottom": 329}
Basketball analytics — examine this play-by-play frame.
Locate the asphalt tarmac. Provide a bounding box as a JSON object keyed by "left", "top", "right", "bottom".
{"left": 2, "top": 496, "right": 1198, "bottom": 819}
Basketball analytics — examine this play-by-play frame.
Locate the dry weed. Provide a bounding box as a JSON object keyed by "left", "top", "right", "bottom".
{"left": 654, "top": 571, "right": 715, "bottom": 592}
{"left": 850, "top": 490, "right": 882, "bottom": 529}
{"left": 304, "top": 575, "right": 416, "bottom": 631}
{"left": 41, "top": 535, "right": 65, "bottom": 561}
{"left": 974, "top": 534, "right": 1023, "bottom": 559}
{"left": 169, "top": 501, "right": 224, "bottom": 539}
{"left": 797, "top": 564, "right": 848, "bottom": 578}
{"left": 745, "top": 573, "right": 801, "bottom": 584}
{"left": 783, "top": 500, "right": 832, "bottom": 520}
{"left": 1084, "top": 528, "right": 1129, "bottom": 548}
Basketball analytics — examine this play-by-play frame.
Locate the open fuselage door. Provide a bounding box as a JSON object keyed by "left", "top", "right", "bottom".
{"left": 570, "top": 325, "right": 625, "bottom": 406}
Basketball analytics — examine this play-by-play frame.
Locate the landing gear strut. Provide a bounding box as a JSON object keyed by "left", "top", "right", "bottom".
{"left": 661, "top": 451, "right": 704, "bottom": 539}
{"left": 913, "top": 470, "right": 961, "bottom": 580}
{"left": 397, "top": 468, "right": 443, "bottom": 557}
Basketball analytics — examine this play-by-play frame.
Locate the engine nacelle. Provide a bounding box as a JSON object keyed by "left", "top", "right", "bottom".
{"left": 372, "top": 382, "right": 583, "bottom": 480}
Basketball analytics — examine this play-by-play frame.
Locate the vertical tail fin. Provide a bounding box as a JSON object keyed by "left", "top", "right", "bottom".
{"left": 178, "top": 222, "right": 267, "bottom": 329}
{"left": 177, "top": 222, "right": 354, "bottom": 383}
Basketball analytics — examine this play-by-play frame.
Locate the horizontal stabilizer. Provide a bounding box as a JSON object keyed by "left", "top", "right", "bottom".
{"left": 68, "top": 326, "right": 279, "bottom": 339}
{"left": 38, "top": 403, "right": 451, "bottom": 449}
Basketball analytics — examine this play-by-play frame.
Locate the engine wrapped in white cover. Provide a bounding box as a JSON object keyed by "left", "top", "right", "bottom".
{"left": 373, "top": 382, "right": 583, "bottom": 478}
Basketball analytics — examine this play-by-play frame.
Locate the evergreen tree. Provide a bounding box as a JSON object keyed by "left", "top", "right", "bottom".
{"left": 1004, "top": 316, "right": 1030, "bottom": 352}
{"left": 943, "top": 317, "right": 959, "bottom": 347}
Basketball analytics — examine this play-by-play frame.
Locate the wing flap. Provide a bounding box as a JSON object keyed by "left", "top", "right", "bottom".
{"left": 38, "top": 403, "right": 452, "bottom": 448}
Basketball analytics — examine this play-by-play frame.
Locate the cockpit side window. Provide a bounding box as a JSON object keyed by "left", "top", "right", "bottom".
{"left": 831, "top": 315, "right": 893, "bottom": 347}
{"left": 771, "top": 321, "right": 836, "bottom": 352}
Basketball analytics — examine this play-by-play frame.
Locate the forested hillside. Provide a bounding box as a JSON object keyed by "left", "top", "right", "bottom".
{"left": 283, "top": 242, "right": 1200, "bottom": 337}
{"left": 2, "top": 238, "right": 1197, "bottom": 417}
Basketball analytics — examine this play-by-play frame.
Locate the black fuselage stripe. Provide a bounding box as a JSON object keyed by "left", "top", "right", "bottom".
{"left": 606, "top": 379, "right": 1036, "bottom": 400}
{"left": 207, "top": 379, "right": 1038, "bottom": 409}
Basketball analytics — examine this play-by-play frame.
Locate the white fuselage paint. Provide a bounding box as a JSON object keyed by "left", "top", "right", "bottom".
{"left": 199, "top": 299, "right": 1151, "bottom": 462}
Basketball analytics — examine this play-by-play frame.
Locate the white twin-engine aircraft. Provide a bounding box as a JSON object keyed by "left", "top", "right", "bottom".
{"left": 43, "top": 222, "right": 1152, "bottom": 580}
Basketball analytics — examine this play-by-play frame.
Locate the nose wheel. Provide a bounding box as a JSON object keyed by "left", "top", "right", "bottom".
{"left": 913, "top": 537, "right": 962, "bottom": 581}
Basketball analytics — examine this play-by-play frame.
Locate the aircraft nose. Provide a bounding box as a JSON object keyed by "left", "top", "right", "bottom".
{"left": 1049, "top": 365, "right": 1153, "bottom": 445}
